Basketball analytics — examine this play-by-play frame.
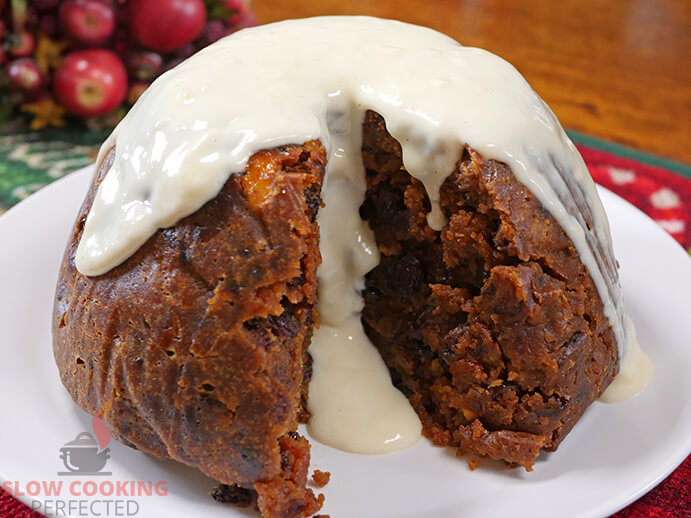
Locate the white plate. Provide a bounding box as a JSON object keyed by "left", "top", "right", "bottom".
{"left": 0, "top": 166, "right": 689, "bottom": 518}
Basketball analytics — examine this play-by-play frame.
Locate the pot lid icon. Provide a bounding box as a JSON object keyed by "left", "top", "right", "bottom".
{"left": 62, "top": 432, "right": 98, "bottom": 448}
{"left": 58, "top": 431, "right": 111, "bottom": 475}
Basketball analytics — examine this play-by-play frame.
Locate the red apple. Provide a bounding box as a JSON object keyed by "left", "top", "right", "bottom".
{"left": 6, "top": 58, "right": 44, "bottom": 92}
{"left": 59, "top": 0, "right": 116, "bottom": 46}
{"left": 127, "top": 51, "right": 162, "bottom": 80}
{"left": 130, "top": 0, "right": 206, "bottom": 53}
{"left": 9, "top": 31, "right": 36, "bottom": 57}
{"left": 53, "top": 49, "right": 127, "bottom": 117}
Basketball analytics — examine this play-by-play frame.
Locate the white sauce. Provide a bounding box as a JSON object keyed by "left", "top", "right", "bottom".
{"left": 309, "top": 317, "right": 422, "bottom": 453}
{"left": 308, "top": 103, "right": 421, "bottom": 453}
{"left": 600, "top": 317, "right": 653, "bottom": 403}
{"left": 74, "top": 16, "right": 648, "bottom": 452}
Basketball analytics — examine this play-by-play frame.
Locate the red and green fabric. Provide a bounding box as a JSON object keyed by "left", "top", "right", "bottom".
{"left": 570, "top": 131, "right": 691, "bottom": 253}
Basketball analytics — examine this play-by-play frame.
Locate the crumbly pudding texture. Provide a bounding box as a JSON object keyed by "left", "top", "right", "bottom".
{"left": 359, "top": 111, "right": 618, "bottom": 466}
{"left": 54, "top": 141, "right": 328, "bottom": 516}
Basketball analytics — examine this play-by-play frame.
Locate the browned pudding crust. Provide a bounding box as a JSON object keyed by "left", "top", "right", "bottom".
{"left": 53, "top": 141, "right": 327, "bottom": 517}
{"left": 360, "top": 111, "right": 618, "bottom": 468}
{"left": 311, "top": 469, "right": 331, "bottom": 488}
{"left": 53, "top": 110, "right": 619, "bottom": 517}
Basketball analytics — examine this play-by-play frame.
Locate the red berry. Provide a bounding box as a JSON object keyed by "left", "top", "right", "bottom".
{"left": 25, "top": 6, "right": 40, "bottom": 27}
{"left": 198, "top": 19, "right": 225, "bottom": 46}
{"left": 38, "top": 14, "right": 59, "bottom": 38}
{"left": 59, "top": 0, "right": 116, "bottom": 46}
{"left": 130, "top": 0, "right": 206, "bottom": 53}
{"left": 114, "top": 0, "right": 130, "bottom": 23}
{"left": 53, "top": 49, "right": 128, "bottom": 117}
{"left": 162, "top": 57, "right": 184, "bottom": 73}
{"left": 112, "top": 26, "right": 134, "bottom": 56}
{"left": 6, "top": 58, "right": 44, "bottom": 92}
{"left": 0, "top": 48, "right": 7, "bottom": 66}
{"left": 127, "top": 81, "right": 149, "bottom": 104}
{"left": 174, "top": 43, "right": 195, "bottom": 59}
{"left": 224, "top": 0, "right": 247, "bottom": 26}
{"left": 9, "top": 31, "right": 36, "bottom": 57}
{"left": 0, "top": 20, "right": 5, "bottom": 40}
{"left": 127, "top": 51, "right": 163, "bottom": 81}
{"left": 32, "top": 0, "right": 61, "bottom": 11}
{"left": 237, "top": 10, "right": 257, "bottom": 29}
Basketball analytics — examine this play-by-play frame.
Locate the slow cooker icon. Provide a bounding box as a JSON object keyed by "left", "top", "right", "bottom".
{"left": 58, "top": 432, "right": 111, "bottom": 476}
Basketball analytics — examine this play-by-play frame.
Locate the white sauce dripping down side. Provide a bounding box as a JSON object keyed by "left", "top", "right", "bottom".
{"left": 600, "top": 317, "right": 653, "bottom": 402}
{"left": 74, "top": 16, "right": 648, "bottom": 452}
{"left": 308, "top": 104, "right": 421, "bottom": 453}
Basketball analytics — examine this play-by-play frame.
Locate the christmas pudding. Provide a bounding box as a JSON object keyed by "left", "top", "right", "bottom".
{"left": 53, "top": 16, "right": 641, "bottom": 517}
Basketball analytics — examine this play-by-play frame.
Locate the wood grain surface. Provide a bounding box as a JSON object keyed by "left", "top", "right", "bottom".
{"left": 253, "top": 0, "right": 691, "bottom": 164}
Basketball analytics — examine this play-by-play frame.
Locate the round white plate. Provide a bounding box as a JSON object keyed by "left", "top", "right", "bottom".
{"left": 0, "top": 166, "right": 689, "bottom": 518}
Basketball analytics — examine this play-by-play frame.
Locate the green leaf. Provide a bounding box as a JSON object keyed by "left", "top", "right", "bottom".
{"left": 204, "top": 0, "right": 237, "bottom": 20}
{"left": 11, "top": 0, "right": 27, "bottom": 30}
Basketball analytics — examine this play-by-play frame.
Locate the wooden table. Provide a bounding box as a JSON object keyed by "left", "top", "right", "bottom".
{"left": 254, "top": 0, "right": 691, "bottom": 164}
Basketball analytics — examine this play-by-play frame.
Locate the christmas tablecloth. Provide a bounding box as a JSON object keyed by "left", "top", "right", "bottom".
{"left": 0, "top": 128, "right": 689, "bottom": 517}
